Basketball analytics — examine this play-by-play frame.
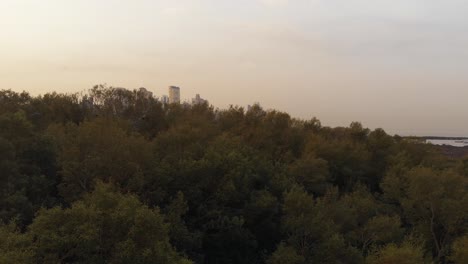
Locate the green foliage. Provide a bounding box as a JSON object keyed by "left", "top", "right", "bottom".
{"left": 288, "top": 153, "right": 330, "bottom": 195}
{"left": 49, "top": 119, "right": 152, "bottom": 202}
{"left": 164, "top": 192, "right": 202, "bottom": 261}
{"left": 450, "top": 235, "right": 468, "bottom": 264}
{"left": 0, "top": 111, "right": 58, "bottom": 224}
{"left": 267, "top": 243, "right": 304, "bottom": 264}
{"left": 306, "top": 133, "right": 372, "bottom": 191}
{"left": 279, "top": 186, "right": 362, "bottom": 263}
{"left": 0, "top": 222, "right": 34, "bottom": 264}
{"left": 382, "top": 167, "right": 468, "bottom": 261}
{"left": 366, "top": 241, "right": 425, "bottom": 264}
{"left": 0, "top": 87, "right": 466, "bottom": 263}
{"left": 28, "top": 182, "right": 191, "bottom": 264}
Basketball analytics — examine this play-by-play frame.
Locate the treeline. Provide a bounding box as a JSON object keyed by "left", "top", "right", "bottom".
{"left": 0, "top": 86, "right": 466, "bottom": 264}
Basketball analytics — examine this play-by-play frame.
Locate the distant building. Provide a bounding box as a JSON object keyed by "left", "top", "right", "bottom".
{"left": 192, "top": 94, "right": 208, "bottom": 105}
{"left": 160, "top": 95, "right": 169, "bottom": 104}
{"left": 81, "top": 95, "right": 94, "bottom": 110}
{"left": 138, "top": 87, "right": 153, "bottom": 99}
{"left": 168, "top": 86, "right": 180, "bottom": 104}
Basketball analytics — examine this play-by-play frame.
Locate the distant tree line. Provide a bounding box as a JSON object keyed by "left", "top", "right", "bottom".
{"left": 0, "top": 86, "right": 466, "bottom": 263}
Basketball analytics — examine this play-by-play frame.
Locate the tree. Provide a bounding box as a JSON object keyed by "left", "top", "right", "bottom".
{"left": 450, "top": 235, "right": 468, "bottom": 264}
{"left": 382, "top": 167, "right": 468, "bottom": 261}
{"left": 355, "top": 215, "right": 404, "bottom": 254}
{"left": 243, "top": 190, "right": 281, "bottom": 253}
{"left": 29, "top": 92, "right": 84, "bottom": 129}
{"left": 164, "top": 192, "right": 202, "bottom": 262}
{"left": 0, "top": 222, "right": 34, "bottom": 264}
{"left": 366, "top": 241, "right": 425, "bottom": 264}
{"left": 267, "top": 243, "right": 304, "bottom": 264}
{"left": 288, "top": 153, "right": 330, "bottom": 195}
{"left": 305, "top": 134, "right": 371, "bottom": 190}
{"left": 28, "top": 182, "right": 191, "bottom": 264}
{"left": 279, "top": 186, "right": 362, "bottom": 263}
{"left": 0, "top": 90, "right": 31, "bottom": 114}
{"left": 0, "top": 111, "right": 58, "bottom": 224}
{"left": 49, "top": 119, "right": 153, "bottom": 202}
{"left": 366, "top": 128, "right": 395, "bottom": 191}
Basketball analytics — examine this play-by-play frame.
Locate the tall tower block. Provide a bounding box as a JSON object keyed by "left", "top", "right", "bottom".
{"left": 168, "top": 86, "right": 180, "bottom": 104}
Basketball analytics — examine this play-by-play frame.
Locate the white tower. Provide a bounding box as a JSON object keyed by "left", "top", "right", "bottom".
{"left": 168, "top": 86, "right": 180, "bottom": 104}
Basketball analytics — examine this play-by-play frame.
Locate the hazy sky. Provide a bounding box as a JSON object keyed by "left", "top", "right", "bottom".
{"left": 2, "top": 0, "right": 468, "bottom": 136}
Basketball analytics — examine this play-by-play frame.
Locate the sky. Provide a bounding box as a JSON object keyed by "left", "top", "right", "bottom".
{"left": 1, "top": 0, "right": 468, "bottom": 136}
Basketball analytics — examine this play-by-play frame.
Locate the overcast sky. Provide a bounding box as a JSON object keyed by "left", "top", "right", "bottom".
{"left": 1, "top": 0, "right": 468, "bottom": 136}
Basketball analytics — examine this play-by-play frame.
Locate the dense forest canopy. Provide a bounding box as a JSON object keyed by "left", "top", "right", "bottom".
{"left": 0, "top": 86, "right": 467, "bottom": 264}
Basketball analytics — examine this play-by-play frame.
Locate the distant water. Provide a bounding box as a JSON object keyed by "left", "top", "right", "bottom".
{"left": 426, "top": 139, "right": 468, "bottom": 147}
